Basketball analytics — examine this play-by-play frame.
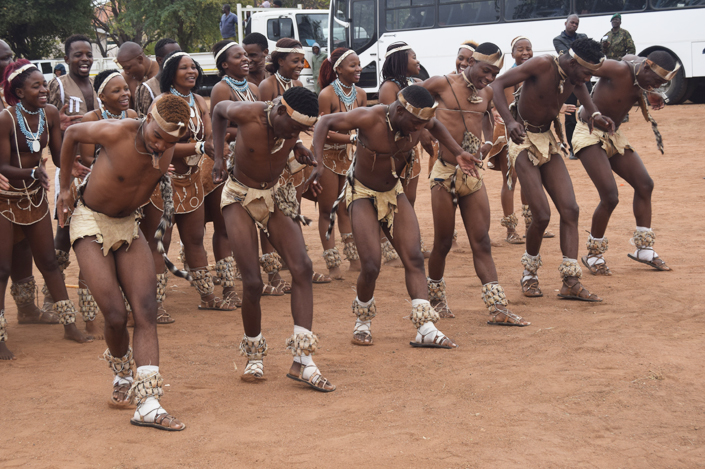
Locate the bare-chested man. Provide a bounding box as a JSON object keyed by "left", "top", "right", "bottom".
{"left": 491, "top": 38, "right": 613, "bottom": 302}
{"left": 57, "top": 94, "right": 190, "bottom": 430}
{"left": 116, "top": 41, "right": 159, "bottom": 110}
{"left": 422, "top": 42, "right": 529, "bottom": 326}
{"left": 573, "top": 51, "right": 677, "bottom": 275}
{"left": 310, "top": 85, "right": 479, "bottom": 348}
{"left": 212, "top": 86, "right": 335, "bottom": 392}
{"left": 134, "top": 38, "right": 181, "bottom": 117}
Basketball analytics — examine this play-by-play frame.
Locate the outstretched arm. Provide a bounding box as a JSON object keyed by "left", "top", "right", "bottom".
{"left": 426, "top": 118, "right": 481, "bottom": 178}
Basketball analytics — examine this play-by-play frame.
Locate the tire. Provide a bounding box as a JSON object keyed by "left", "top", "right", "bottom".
{"left": 688, "top": 82, "right": 705, "bottom": 104}
{"left": 663, "top": 59, "right": 689, "bottom": 104}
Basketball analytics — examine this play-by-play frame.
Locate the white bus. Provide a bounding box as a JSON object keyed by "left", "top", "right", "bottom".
{"left": 329, "top": 0, "right": 705, "bottom": 103}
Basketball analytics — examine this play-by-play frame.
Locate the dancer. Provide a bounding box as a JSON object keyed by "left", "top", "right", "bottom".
{"left": 116, "top": 41, "right": 159, "bottom": 110}
{"left": 141, "top": 51, "right": 236, "bottom": 324}
{"left": 310, "top": 85, "right": 479, "bottom": 347}
{"left": 1, "top": 61, "right": 94, "bottom": 360}
{"left": 212, "top": 86, "right": 335, "bottom": 391}
{"left": 57, "top": 93, "right": 189, "bottom": 430}
{"left": 573, "top": 51, "right": 676, "bottom": 274}
{"left": 422, "top": 43, "right": 529, "bottom": 326}
{"left": 315, "top": 47, "right": 366, "bottom": 280}
{"left": 491, "top": 38, "right": 611, "bottom": 302}
{"left": 134, "top": 38, "right": 181, "bottom": 117}
{"left": 242, "top": 33, "right": 270, "bottom": 86}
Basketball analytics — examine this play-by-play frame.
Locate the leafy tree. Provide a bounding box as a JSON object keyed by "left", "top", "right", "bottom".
{"left": 0, "top": 0, "right": 93, "bottom": 58}
{"left": 91, "top": 0, "right": 161, "bottom": 56}
{"left": 149, "top": 0, "right": 223, "bottom": 53}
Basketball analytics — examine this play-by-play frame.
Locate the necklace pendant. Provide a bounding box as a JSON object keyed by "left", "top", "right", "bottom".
{"left": 32, "top": 140, "right": 40, "bottom": 153}
{"left": 190, "top": 107, "right": 195, "bottom": 118}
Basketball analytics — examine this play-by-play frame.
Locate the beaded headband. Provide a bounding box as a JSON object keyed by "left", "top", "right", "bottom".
{"left": 271, "top": 47, "right": 305, "bottom": 55}
{"left": 281, "top": 97, "right": 318, "bottom": 126}
{"left": 8, "top": 64, "right": 37, "bottom": 83}
{"left": 214, "top": 42, "right": 239, "bottom": 65}
{"left": 646, "top": 59, "right": 680, "bottom": 80}
{"left": 511, "top": 36, "right": 530, "bottom": 49}
{"left": 97, "top": 72, "right": 123, "bottom": 96}
{"left": 384, "top": 45, "right": 411, "bottom": 58}
{"left": 569, "top": 49, "right": 605, "bottom": 71}
{"left": 472, "top": 50, "right": 505, "bottom": 69}
{"left": 150, "top": 105, "right": 187, "bottom": 137}
{"left": 397, "top": 91, "right": 438, "bottom": 121}
{"left": 162, "top": 52, "right": 189, "bottom": 69}
{"left": 333, "top": 50, "right": 355, "bottom": 71}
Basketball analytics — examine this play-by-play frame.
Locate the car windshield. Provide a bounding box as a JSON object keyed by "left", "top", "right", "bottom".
{"left": 297, "top": 13, "right": 329, "bottom": 46}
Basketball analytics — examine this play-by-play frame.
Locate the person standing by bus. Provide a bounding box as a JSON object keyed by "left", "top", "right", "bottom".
{"left": 553, "top": 14, "right": 586, "bottom": 160}
{"left": 602, "top": 14, "right": 636, "bottom": 61}
{"left": 310, "top": 43, "right": 327, "bottom": 95}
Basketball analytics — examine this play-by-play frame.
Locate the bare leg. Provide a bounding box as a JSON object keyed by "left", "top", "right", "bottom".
{"left": 350, "top": 199, "right": 383, "bottom": 303}
{"left": 10, "top": 239, "right": 59, "bottom": 324}
{"left": 205, "top": 186, "right": 240, "bottom": 307}
{"left": 0, "top": 217, "right": 16, "bottom": 359}
{"left": 578, "top": 144, "right": 619, "bottom": 238}
{"left": 609, "top": 149, "right": 654, "bottom": 230}
{"left": 316, "top": 168, "right": 346, "bottom": 280}
{"left": 499, "top": 150, "right": 523, "bottom": 244}
{"left": 384, "top": 193, "right": 426, "bottom": 300}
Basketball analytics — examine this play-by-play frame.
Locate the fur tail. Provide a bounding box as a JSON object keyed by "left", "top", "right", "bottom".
{"left": 155, "top": 175, "right": 191, "bottom": 281}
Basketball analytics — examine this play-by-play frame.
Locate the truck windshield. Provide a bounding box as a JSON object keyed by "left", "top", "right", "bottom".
{"left": 296, "top": 13, "right": 329, "bottom": 47}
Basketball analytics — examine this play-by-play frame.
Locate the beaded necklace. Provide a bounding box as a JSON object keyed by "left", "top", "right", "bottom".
{"left": 332, "top": 79, "right": 357, "bottom": 111}
{"left": 15, "top": 103, "right": 45, "bottom": 153}
{"left": 275, "top": 71, "right": 293, "bottom": 91}
{"left": 170, "top": 86, "right": 196, "bottom": 117}
{"left": 101, "top": 106, "right": 126, "bottom": 120}
{"left": 223, "top": 75, "right": 255, "bottom": 102}
{"left": 170, "top": 86, "right": 202, "bottom": 139}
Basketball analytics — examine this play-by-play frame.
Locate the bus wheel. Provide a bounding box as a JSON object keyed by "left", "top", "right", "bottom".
{"left": 663, "top": 59, "right": 693, "bottom": 104}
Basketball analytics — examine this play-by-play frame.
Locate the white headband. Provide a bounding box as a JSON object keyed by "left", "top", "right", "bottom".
{"left": 333, "top": 50, "right": 355, "bottom": 71}
{"left": 8, "top": 64, "right": 37, "bottom": 83}
{"left": 271, "top": 47, "right": 304, "bottom": 55}
{"left": 163, "top": 52, "right": 189, "bottom": 68}
{"left": 458, "top": 45, "right": 475, "bottom": 53}
{"left": 511, "top": 36, "right": 530, "bottom": 49}
{"left": 384, "top": 45, "right": 411, "bottom": 58}
{"left": 97, "top": 72, "right": 122, "bottom": 96}
{"left": 214, "top": 42, "right": 239, "bottom": 65}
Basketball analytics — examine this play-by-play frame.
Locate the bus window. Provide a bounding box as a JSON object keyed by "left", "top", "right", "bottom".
{"left": 267, "top": 18, "right": 295, "bottom": 41}
{"left": 652, "top": 0, "right": 705, "bottom": 8}
{"left": 386, "top": 0, "right": 436, "bottom": 30}
{"left": 575, "top": 0, "right": 645, "bottom": 14}
{"left": 297, "top": 13, "right": 329, "bottom": 47}
{"left": 439, "top": 0, "right": 500, "bottom": 26}
{"left": 504, "top": 0, "right": 570, "bottom": 20}
{"left": 332, "top": 0, "right": 350, "bottom": 49}
{"left": 352, "top": 0, "right": 376, "bottom": 50}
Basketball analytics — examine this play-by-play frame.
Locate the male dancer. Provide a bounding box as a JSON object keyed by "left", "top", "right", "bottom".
{"left": 422, "top": 43, "right": 529, "bottom": 326}
{"left": 134, "top": 38, "right": 181, "bottom": 117}
{"left": 573, "top": 51, "right": 677, "bottom": 274}
{"left": 242, "top": 33, "right": 270, "bottom": 86}
{"left": 116, "top": 41, "right": 159, "bottom": 110}
{"left": 212, "top": 87, "right": 335, "bottom": 392}
{"left": 57, "top": 94, "right": 189, "bottom": 430}
{"left": 310, "top": 85, "right": 479, "bottom": 348}
{"left": 491, "top": 38, "right": 613, "bottom": 302}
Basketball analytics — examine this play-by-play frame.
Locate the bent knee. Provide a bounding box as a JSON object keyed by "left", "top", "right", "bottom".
{"left": 359, "top": 260, "right": 380, "bottom": 283}
{"left": 104, "top": 309, "right": 129, "bottom": 331}
{"left": 242, "top": 277, "right": 264, "bottom": 298}
{"left": 289, "top": 256, "right": 313, "bottom": 280}
{"left": 636, "top": 177, "right": 654, "bottom": 196}
{"left": 601, "top": 191, "right": 620, "bottom": 211}
{"left": 433, "top": 236, "right": 453, "bottom": 257}
{"left": 559, "top": 203, "right": 579, "bottom": 224}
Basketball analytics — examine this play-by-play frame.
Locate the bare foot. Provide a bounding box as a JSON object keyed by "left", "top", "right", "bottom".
{"left": 64, "top": 324, "right": 94, "bottom": 343}
{"left": 348, "top": 259, "right": 361, "bottom": 272}
{"left": 85, "top": 320, "right": 104, "bottom": 340}
{"left": 0, "top": 342, "right": 16, "bottom": 360}
{"left": 328, "top": 266, "right": 344, "bottom": 280}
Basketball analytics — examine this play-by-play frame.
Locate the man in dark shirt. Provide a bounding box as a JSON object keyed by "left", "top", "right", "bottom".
{"left": 553, "top": 14, "right": 587, "bottom": 159}
{"left": 220, "top": 4, "right": 239, "bottom": 41}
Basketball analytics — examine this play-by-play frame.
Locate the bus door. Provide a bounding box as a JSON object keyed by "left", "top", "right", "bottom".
{"left": 350, "top": 0, "right": 378, "bottom": 90}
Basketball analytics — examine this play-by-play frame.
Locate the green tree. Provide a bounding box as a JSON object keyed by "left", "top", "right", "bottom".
{"left": 0, "top": 0, "right": 93, "bottom": 59}
{"left": 91, "top": 0, "right": 161, "bottom": 56}
{"left": 150, "top": 0, "right": 223, "bottom": 53}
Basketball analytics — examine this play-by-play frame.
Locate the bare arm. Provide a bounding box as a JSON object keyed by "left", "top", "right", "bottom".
{"left": 574, "top": 82, "right": 614, "bottom": 133}
{"left": 78, "top": 110, "right": 99, "bottom": 168}
{"left": 212, "top": 100, "right": 262, "bottom": 184}
{"left": 426, "top": 118, "right": 481, "bottom": 178}
{"left": 46, "top": 105, "right": 64, "bottom": 168}
{"left": 258, "top": 77, "right": 277, "bottom": 102}
{"left": 0, "top": 112, "right": 34, "bottom": 181}
{"left": 378, "top": 80, "right": 400, "bottom": 105}
{"left": 209, "top": 82, "right": 240, "bottom": 140}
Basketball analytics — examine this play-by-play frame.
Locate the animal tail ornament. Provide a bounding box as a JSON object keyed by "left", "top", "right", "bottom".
{"left": 326, "top": 161, "right": 355, "bottom": 240}
{"left": 156, "top": 174, "right": 191, "bottom": 281}
{"left": 638, "top": 92, "right": 664, "bottom": 154}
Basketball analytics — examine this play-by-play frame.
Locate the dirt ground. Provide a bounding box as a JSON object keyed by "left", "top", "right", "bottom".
{"left": 1, "top": 103, "right": 704, "bottom": 468}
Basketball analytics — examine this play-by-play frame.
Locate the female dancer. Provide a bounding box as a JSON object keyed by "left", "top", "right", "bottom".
{"left": 314, "top": 47, "right": 366, "bottom": 280}
{"left": 0, "top": 60, "right": 93, "bottom": 359}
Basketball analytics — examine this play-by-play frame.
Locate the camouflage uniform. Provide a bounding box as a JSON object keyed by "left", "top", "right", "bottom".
{"left": 604, "top": 28, "right": 636, "bottom": 61}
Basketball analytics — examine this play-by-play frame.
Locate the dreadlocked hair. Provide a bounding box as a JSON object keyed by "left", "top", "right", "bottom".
{"left": 382, "top": 42, "right": 413, "bottom": 90}
{"left": 400, "top": 84, "right": 435, "bottom": 109}
{"left": 282, "top": 86, "right": 319, "bottom": 118}
{"left": 2, "top": 59, "right": 39, "bottom": 106}
{"left": 93, "top": 69, "right": 121, "bottom": 93}
{"left": 160, "top": 50, "right": 204, "bottom": 93}
{"left": 570, "top": 38, "right": 604, "bottom": 65}
{"left": 647, "top": 50, "right": 677, "bottom": 72}
{"left": 266, "top": 38, "right": 303, "bottom": 74}
{"left": 64, "top": 34, "right": 91, "bottom": 56}
{"left": 212, "top": 40, "right": 239, "bottom": 77}
{"left": 155, "top": 38, "right": 178, "bottom": 60}
{"left": 319, "top": 47, "right": 354, "bottom": 90}
{"left": 243, "top": 32, "right": 268, "bottom": 52}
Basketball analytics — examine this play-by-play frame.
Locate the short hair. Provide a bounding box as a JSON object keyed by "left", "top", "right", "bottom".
{"left": 282, "top": 86, "right": 318, "bottom": 118}
{"left": 155, "top": 38, "right": 178, "bottom": 59}
{"left": 64, "top": 34, "right": 91, "bottom": 56}
{"left": 474, "top": 42, "right": 501, "bottom": 56}
{"left": 647, "top": 51, "right": 677, "bottom": 71}
{"left": 53, "top": 64, "right": 66, "bottom": 73}
{"left": 243, "top": 32, "right": 268, "bottom": 51}
{"left": 2, "top": 59, "right": 39, "bottom": 106}
{"left": 319, "top": 47, "right": 352, "bottom": 90}
{"left": 155, "top": 93, "right": 191, "bottom": 126}
{"left": 382, "top": 42, "right": 413, "bottom": 90}
{"left": 266, "top": 38, "right": 303, "bottom": 74}
{"left": 212, "top": 40, "right": 237, "bottom": 76}
{"left": 160, "top": 50, "right": 204, "bottom": 93}
{"left": 223, "top": 3, "right": 230, "bottom": 8}
{"left": 93, "top": 69, "right": 121, "bottom": 93}
{"left": 570, "top": 38, "right": 604, "bottom": 65}
{"left": 567, "top": 13, "right": 579, "bottom": 21}
{"left": 400, "top": 84, "right": 434, "bottom": 109}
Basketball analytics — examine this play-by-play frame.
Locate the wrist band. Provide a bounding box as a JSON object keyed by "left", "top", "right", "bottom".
{"left": 296, "top": 139, "right": 303, "bottom": 144}
{"left": 591, "top": 111, "right": 602, "bottom": 119}
{"left": 30, "top": 167, "right": 38, "bottom": 180}
{"left": 350, "top": 134, "right": 357, "bottom": 144}
{"left": 483, "top": 141, "right": 492, "bottom": 146}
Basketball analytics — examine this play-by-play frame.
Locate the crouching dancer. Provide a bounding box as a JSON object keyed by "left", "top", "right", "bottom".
{"left": 310, "top": 85, "right": 479, "bottom": 348}
{"left": 58, "top": 94, "right": 189, "bottom": 430}
{"left": 573, "top": 51, "right": 677, "bottom": 274}
{"left": 212, "top": 86, "right": 335, "bottom": 392}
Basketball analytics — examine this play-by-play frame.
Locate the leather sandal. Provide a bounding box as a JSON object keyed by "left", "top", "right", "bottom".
{"left": 557, "top": 277, "right": 602, "bottom": 302}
